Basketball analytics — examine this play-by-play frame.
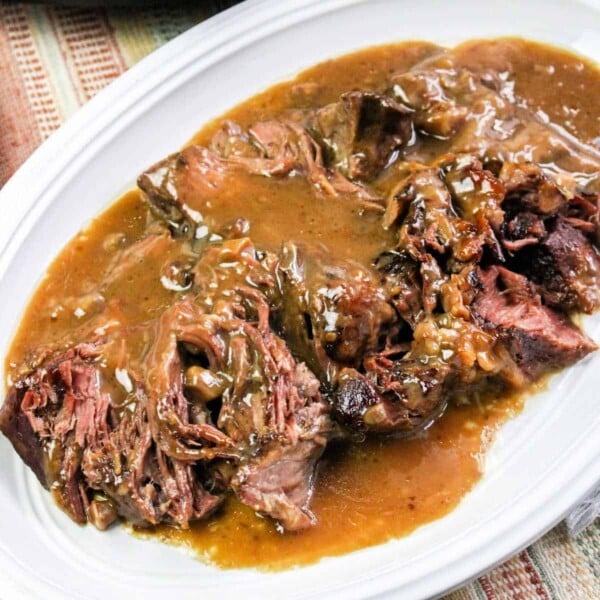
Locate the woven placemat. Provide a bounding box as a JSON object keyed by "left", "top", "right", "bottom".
{"left": 0, "top": 3, "right": 598, "bottom": 598}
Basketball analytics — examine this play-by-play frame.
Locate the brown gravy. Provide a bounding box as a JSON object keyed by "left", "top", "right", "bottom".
{"left": 5, "top": 38, "right": 599, "bottom": 569}
{"left": 145, "top": 393, "right": 523, "bottom": 569}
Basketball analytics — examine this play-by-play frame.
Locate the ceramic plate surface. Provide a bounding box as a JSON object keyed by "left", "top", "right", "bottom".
{"left": 0, "top": 1, "right": 599, "bottom": 598}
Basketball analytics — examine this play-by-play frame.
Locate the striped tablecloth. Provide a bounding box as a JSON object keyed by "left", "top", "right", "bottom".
{"left": 0, "top": 3, "right": 598, "bottom": 598}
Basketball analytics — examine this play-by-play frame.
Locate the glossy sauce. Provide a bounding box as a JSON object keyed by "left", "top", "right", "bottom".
{"left": 5, "top": 38, "right": 599, "bottom": 569}
{"left": 145, "top": 393, "right": 524, "bottom": 569}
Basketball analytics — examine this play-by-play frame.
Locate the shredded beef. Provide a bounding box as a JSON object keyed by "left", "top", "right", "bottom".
{"left": 0, "top": 343, "right": 223, "bottom": 529}
{"left": 3, "top": 50, "right": 599, "bottom": 536}
{"left": 139, "top": 112, "right": 382, "bottom": 232}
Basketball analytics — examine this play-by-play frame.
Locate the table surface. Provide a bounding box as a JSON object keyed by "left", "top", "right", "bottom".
{"left": 0, "top": 2, "right": 598, "bottom": 598}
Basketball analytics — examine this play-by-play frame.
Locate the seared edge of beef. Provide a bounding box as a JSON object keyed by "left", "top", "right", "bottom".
{"left": 0, "top": 386, "right": 48, "bottom": 487}
{"left": 472, "top": 266, "right": 597, "bottom": 378}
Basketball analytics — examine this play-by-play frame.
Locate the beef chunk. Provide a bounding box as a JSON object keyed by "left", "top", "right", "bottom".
{"left": 138, "top": 146, "right": 230, "bottom": 229}
{"left": 146, "top": 239, "right": 332, "bottom": 530}
{"left": 443, "top": 154, "right": 505, "bottom": 231}
{"left": 276, "top": 243, "right": 397, "bottom": 380}
{"left": 220, "top": 117, "right": 379, "bottom": 203}
{"left": 1, "top": 344, "right": 107, "bottom": 524}
{"left": 472, "top": 266, "right": 596, "bottom": 377}
{"left": 334, "top": 360, "right": 448, "bottom": 434}
{"left": 390, "top": 66, "right": 470, "bottom": 138}
{"left": 499, "top": 162, "right": 600, "bottom": 237}
{"left": 232, "top": 401, "right": 329, "bottom": 530}
{"left": 495, "top": 163, "right": 600, "bottom": 310}
{"left": 384, "top": 159, "right": 503, "bottom": 270}
{"left": 391, "top": 60, "right": 600, "bottom": 179}
{"left": 517, "top": 218, "right": 600, "bottom": 313}
{"left": 1, "top": 343, "right": 223, "bottom": 529}
{"left": 375, "top": 250, "right": 424, "bottom": 327}
{"left": 332, "top": 307, "right": 489, "bottom": 434}
{"left": 500, "top": 162, "right": 569, "bottom": 215}
{"left": 311, "top": 92, "right": 413, "bottom": 180}
{"left": 147, "top": 297, "right": 330, "bottom": 530}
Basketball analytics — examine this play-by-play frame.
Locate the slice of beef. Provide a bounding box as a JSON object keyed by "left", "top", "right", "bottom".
{"left": 516, "top": 218, "right": 600, "bottom": 314}
{"left": 275, "top": 243, "right": 459, "bottom": 436}
{"left": 276, "top": 242, "right": 397, "bottom": 381}
{"left": 472, "top": 266, "right": 596, "bottom": 378}
{"left": 227, "top": 318, "right": 330, "bottom": 530}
